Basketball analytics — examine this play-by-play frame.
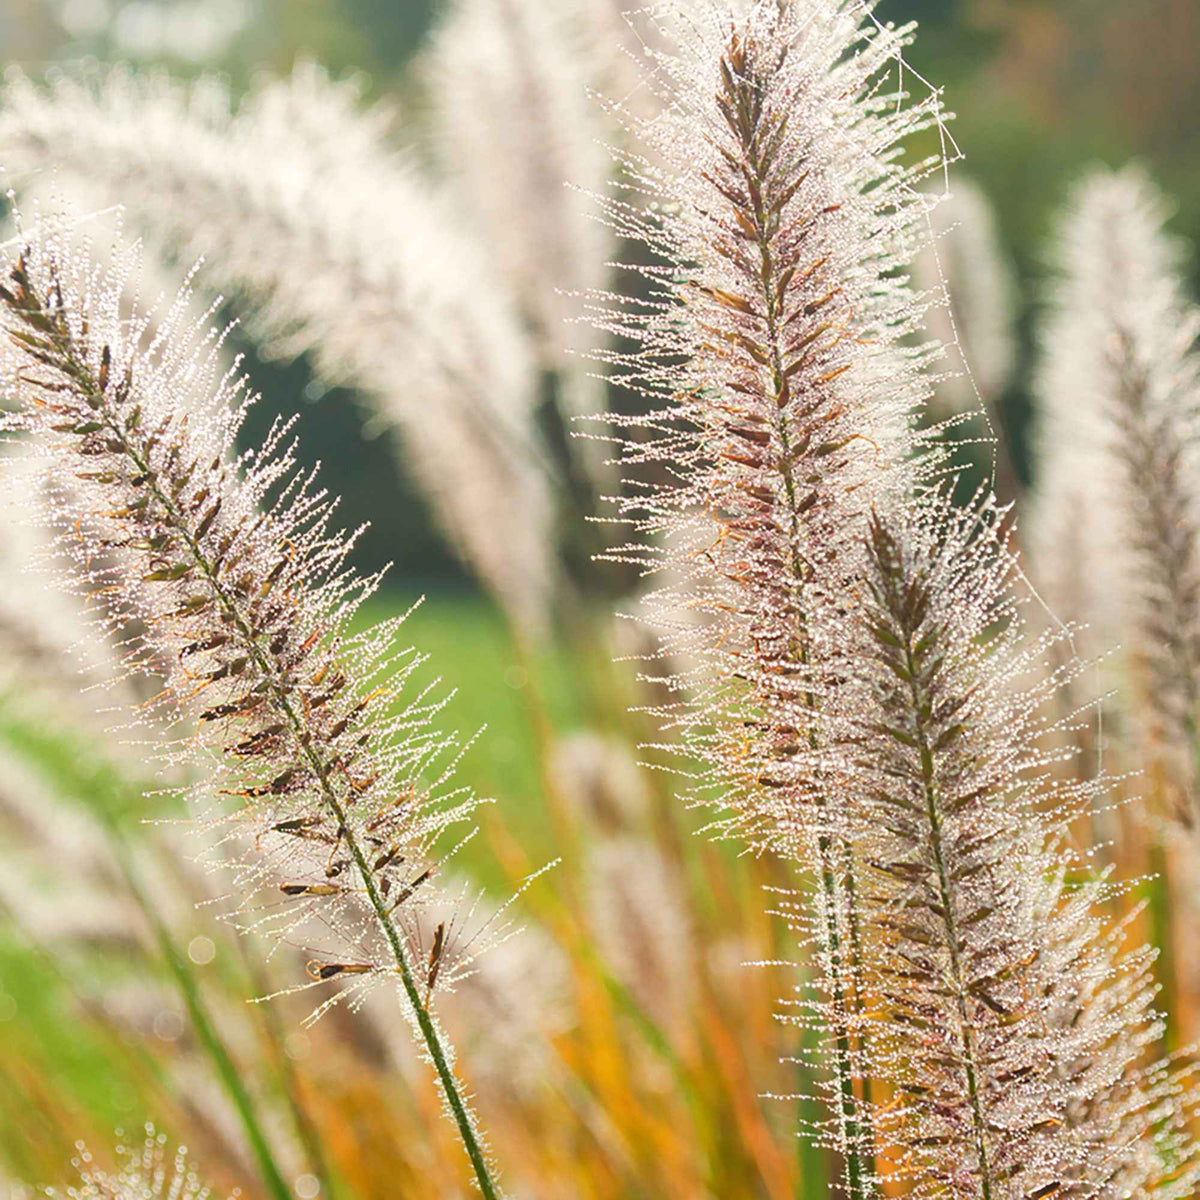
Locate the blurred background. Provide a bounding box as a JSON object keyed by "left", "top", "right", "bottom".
{"left": 0, "top": 0, "right": 1198, "bottom": 1196}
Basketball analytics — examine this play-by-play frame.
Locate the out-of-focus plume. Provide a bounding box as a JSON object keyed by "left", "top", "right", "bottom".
{"left": 548, "top": 730, "right": 651, "bottom": 835}
{"left": 427, "top": 0, "right": 612, "bottom": 392}
{"left": 915, "top": 179, "right": 1018, "bottom": 417}
{"left": 0, "top": 63, "right": 556, "bottom": 634}
{"left": 0, "top": 220, "right": 514, "bottom": 1195}
{"left": 1030, "top": 166, "right": 1200, "bottom": 827}
{"left": 586, "top": 836, "right": 694, "bottom": 1036}
{"left": 0, "top": 442, "right": 125, "bottom": 701}
{"left": 0, "top": 742, "right": 136, "bottom": 947}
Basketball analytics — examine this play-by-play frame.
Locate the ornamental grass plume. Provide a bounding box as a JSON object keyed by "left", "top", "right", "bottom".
{"left": 1030, "top": 167, "right": 1200, "bottom": 829}
{"left": 592, "top": 0, "right": 1200, "bottom": 1192}
{"left": 837, "top": 492, "right": 1196, "bottom": 1198}
{"left": 0, "top": 221, "right": 510, "bottom": 1196}
{"left": 0, "top": 64, "right": 555, "bottom": 635}
{"left": 593, "top": 0, "right": 949, "bottom": 1187}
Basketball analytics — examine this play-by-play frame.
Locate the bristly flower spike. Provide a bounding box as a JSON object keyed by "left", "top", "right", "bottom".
{"left": 590, "top": 0, "right": 954, "bottom": 1191}
{"left": 0, "top": 220, "right": 504, "bottom": 1198}
{"left": 844, "top": 491, "right": 1197, "bottom": 1198}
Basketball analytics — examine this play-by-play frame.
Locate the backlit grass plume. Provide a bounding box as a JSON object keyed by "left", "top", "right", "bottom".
{"left": 595, "top": 0, "right": 949, "bottom": 851}
{"left": 0, "top": 63, "right": 555, "bottom": 635}
{"left": 1031, "top": 167, "right": 1200, "bottom": 828}
{"left": 0, "top": 223, "right": 507, "bottom": 1196}
{"left": 593, "top": 0, "right": 949, "bottom": 1188}
{"left": 843, "top": 493, "right": 1195, "bottom": 1197}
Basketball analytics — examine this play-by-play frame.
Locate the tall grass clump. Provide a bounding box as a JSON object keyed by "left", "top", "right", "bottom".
{"left": 0, "top": 222, "right": 512, "bottom": 1196}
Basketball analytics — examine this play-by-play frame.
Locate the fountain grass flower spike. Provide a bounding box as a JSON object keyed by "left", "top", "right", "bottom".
{"left": 592, "top": 0, "right": 951, "bottom": 1190}
{"left": 842, "top": 492, "right": 1197, "bottom": 1198}
{"left": 0, "top": 221, "right": 505, "bottom": 1197}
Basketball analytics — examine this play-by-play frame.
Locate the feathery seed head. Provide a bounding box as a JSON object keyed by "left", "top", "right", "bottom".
{"left": 0, "top": 221, "right": 492, "bottom": 1017}
{"left": 831, "top": 492, "right": 1195, "bottom": 1197}
{"left": 594, "top": 0, "right": 952, "bottom": 853}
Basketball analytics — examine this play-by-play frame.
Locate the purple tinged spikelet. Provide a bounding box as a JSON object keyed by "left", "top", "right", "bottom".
{"left": 594, "top": 0, "right": 948, "bottom": 854}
